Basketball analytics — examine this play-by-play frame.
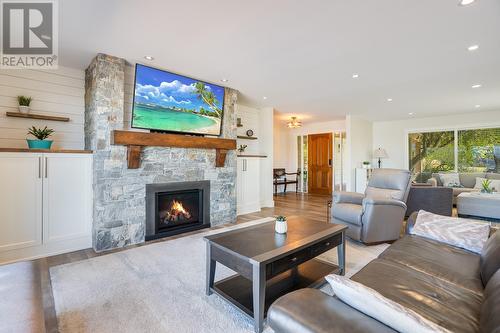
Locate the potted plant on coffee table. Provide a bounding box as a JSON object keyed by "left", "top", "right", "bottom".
{"left": 26, "top": 126, "right": 54, "bottom": 149}
{"left": 17, "top": 96, "right": 32, "bottom": 114}
{"left": 275, "top": 215, "right": 288, "bottom": 234}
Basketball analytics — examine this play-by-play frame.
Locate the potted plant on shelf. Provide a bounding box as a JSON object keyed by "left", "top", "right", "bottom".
{"left": 17, "top": 96, "right": 32, "bottom": 114}
{"left": 275, "top": 215, "right": 288, "bottom": 234}
{"left": 26, "top": 126, "right": 54, "bottom": 149}
{"left": 237, "top": 144, "right": 247, "bottom": 153}
{"left": 362, "top": 161, "right": 371, "bottom": 169}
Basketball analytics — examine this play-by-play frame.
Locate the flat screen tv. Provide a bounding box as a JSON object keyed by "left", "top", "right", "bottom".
{"left": 132, "top": 64, "right": 225, "bottom": 136}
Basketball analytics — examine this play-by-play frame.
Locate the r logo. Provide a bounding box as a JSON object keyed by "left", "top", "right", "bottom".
{"left": 2, "top": 1, "right": 53, "bottom": 54}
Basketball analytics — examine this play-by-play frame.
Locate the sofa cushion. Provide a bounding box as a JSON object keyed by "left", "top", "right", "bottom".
{"left": 268, "top": 288, "right": 397, "bottom": 333}
{"left": 480, "top": 269, "right": 500, "bottom": 333}
{"left": 460, "top": 173, "right": 487, "bottom": 188}
{"left": 480, "top": 230, "right": 500, "bottom": 286}
{"left": 351, "top": 259, "right": 482, "bottom": 333}
{"left": 485, "top": 172, "right": 500, "bottom": 181}
{"left": 452, "top": 187, "right": 477, "bottom": 196}
{"left": 325, "top": 274, "right": 450, "bottom": 333}
{"left": 380, "top": 235, "right": 483, "bottom": 294}
{"left": 332, "top": 203, "right": 362, "bottom": 225}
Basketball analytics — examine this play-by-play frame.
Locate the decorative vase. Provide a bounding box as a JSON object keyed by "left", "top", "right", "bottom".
{"left": 275, "top": 219, "right": 287, "bottom": 234}
{"left": 27, "top": 139, "right": 53, "bottom": 149}
{"left": 18, "top": 106, "right": 30, "bottom": 114}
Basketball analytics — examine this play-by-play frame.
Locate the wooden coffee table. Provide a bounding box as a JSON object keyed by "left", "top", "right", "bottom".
{"left": 204, "top": 217, "right": 347, "bottom": 333}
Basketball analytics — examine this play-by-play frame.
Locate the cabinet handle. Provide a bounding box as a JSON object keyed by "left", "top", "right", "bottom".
{"left": 38, "top": 157, "right": 42, "bottom": 178}
{"left": 291, "top": 257, "right": 298, "bottom": 262}
{"left": 45, "top": 157, "right": 48, "bottom": 178}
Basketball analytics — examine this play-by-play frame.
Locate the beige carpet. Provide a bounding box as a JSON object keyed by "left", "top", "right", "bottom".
{"left": 50, "top": 218, "right": 389, "bottom": 333}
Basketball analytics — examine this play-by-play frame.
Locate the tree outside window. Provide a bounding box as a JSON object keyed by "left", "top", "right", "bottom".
{"left": 458, "top": 128, "right": 500, "bottom": 173}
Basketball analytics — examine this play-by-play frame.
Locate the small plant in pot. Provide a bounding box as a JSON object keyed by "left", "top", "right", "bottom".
{"left": 275, "top": 215, "right": 288, "bottom": 234}
{"left": 17, "top": 96, "right": 32, "bottom": 114}
{"left": 237, "top": 144, "right": 247, "bottom": 153}
{"left": 27, "top": 126, "right": 54, "bottom": 149}
{"left": 362, "top": 161, "right": 371, "bottom": 169}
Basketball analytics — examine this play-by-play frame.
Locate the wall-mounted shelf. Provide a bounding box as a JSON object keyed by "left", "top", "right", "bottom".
{"left": 237, "top": 154, "right": 267, "bottom": 158}
{"left": 237, "top": 124, "right": 243, "bottom": 127}
{"left": 112, "top": 130, "right": 236, "bottom": 169}
{"left": 6, "top": 112, "right": 70, "bottom": 122}
{"left": 237, "top": 136, "right": 258, "bottom": 140}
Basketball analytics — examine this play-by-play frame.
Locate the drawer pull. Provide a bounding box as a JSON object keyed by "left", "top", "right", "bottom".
{"left": 291, "top": 257, "right": 298, "bottom": 262}
{"left": 325, "top": 242, "right": 330, "bottom": 246}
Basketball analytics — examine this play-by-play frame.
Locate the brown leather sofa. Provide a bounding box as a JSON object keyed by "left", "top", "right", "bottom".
{"left": 268, "top": 212, "right": 500, "bottom": 333}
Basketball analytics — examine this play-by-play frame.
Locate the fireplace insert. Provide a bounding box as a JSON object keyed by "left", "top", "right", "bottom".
{"left": 146, "top": 181, "right": 210, "bottom": 240}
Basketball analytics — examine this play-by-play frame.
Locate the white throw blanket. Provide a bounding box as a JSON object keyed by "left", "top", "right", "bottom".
{"left": 411, "top": 210, "right": 490, "bottom": 254}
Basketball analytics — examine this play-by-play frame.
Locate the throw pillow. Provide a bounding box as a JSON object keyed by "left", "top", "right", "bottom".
{"left": 474, "top": 177, "right": 500, "bottom": 192}
{"left": 325, "top": 274, "right": 451, "bottom": 333}
{"left": 439, "top": 173, "right": 461, "bottom": 187}
{"left": 412, "top": 210, "right": 490, "bottom": 254}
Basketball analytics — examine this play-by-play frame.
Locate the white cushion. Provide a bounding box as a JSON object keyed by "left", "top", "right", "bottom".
{"left": 325, "top": 274, "right": 451, "bottom": 333}
{"left": 411, "top": 210, "right": 490, "bottom": 254}
{"left": 439, "top": 173, "right": 461, "bottom": 187}
{"left": 474, "top": 177, "right": 500, "bottom": 192}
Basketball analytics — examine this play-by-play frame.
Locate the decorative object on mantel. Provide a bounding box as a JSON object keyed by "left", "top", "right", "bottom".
{"left": 26, "top": 126, "right": 54, "bottom": 149}
{"left": 374, "top": 147, "right": 388, "bottom": 168}
{"left": 237, "top": 144, "right": 247, "bottom": 153}
{"left": 236, "top": 117, "right": 243, "bottom": 127}
{"left": 287, "top": 116, "right": 302, "bottom": 128}
{"left": 17, "top": 95, "right": 32, "bottom": 114}
{"left": 362, "top": 161, "right": 371, "bottom": 169}
{"left": 112, "top": 130, "right": 236, "bottom": 169}
{"left": 275, "top": 215, "right": 288, "bottom": 234}
{"left": 246, "top": 129, "right": 254, "bottom": 137}
{"left": 6, "top": 112, "right": 70, "bottom": 122}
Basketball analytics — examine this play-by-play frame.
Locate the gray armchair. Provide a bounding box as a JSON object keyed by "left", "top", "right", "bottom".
{"left": 331, "top": 169, "right": 411, "bottom": 244}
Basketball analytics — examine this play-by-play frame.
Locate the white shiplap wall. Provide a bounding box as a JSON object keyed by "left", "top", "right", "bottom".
{"left": 0, "top": 67, "right": 85, "bottom": 149}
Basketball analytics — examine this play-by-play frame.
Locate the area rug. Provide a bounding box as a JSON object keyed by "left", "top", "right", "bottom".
{"left": 50, "top": 217, "right": 389, "bottom": 333}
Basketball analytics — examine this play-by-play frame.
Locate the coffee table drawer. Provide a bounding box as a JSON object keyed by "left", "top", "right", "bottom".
{"left": 271, "top": 248, "right": 311, "bottom": 276}
{"left": 311, "top": 234, "right": 342, "bottom": 256}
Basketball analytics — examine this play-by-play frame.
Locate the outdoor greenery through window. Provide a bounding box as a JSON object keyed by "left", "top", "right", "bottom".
{"left": 409, "top": 127, "right": 500, "bottom": 182}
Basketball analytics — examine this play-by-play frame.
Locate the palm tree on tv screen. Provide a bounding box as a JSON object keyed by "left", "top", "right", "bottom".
{"left": 194, "top": 82, "right": 222, "bottom": 117}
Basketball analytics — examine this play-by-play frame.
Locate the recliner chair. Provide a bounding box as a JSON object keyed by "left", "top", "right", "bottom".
{"left": 331, "top": 168, "right": 411, "bottom": 244}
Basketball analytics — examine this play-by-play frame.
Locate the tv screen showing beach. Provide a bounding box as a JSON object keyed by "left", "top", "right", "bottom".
{"left": 132, "top": 64, "right": 225, "bottom": 136}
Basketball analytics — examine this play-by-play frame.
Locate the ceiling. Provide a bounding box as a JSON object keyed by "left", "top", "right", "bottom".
{"left": 59, "top": 0, "right": 500, "bottom": 122}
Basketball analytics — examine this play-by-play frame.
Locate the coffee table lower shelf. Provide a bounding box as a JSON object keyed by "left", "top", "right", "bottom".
{"left": 211, "top": 258, "right": 339, "bottom": 318}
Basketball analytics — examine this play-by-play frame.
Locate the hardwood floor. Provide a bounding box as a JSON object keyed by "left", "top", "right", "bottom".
{"left": 37, "top": 192, "right": 331, "bottom": 333}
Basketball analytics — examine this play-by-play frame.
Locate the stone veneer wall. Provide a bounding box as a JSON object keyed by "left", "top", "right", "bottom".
{"left": 85, "top": 53, "right": 237, "bottom": 252}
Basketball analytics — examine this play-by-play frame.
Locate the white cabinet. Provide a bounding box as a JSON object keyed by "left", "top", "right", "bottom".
{"left": 355, "top": 168, "right": 372, "bottom": 193}
{"left": 237, "top": 157, "right": 261, "bottom": 215}
{"left": 0, "top": 153, "right": 92, "bottom": 264}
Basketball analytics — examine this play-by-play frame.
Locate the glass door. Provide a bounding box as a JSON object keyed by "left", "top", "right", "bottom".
{"left": 296, "top": 135, "right": 308, "bottom": 192}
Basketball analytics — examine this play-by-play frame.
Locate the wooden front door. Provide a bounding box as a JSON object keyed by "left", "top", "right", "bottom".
{"left": 308, "top": 133, "right": 333, "bottom": 195}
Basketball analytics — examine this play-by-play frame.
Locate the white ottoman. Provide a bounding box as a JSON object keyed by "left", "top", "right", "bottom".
{"left": 457, "top": 192, "right": 500, "bottom": 222}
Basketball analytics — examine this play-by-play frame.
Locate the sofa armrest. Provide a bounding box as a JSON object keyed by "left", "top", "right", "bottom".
{"left": 268, "top": 288, "right": 397, "bottom": 333}
{"left": 362, "top": 197, "right": 407, "bottom": 210}
{"left": 333, "top": 191, "right": 364, "bottom": 205}
{"left": 427, "top": 177, "right": 438, "bottom": 187}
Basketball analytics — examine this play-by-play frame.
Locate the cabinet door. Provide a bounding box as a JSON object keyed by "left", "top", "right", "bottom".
{"left": 243, "top": 158, "right": 260, "bottom": 209}
{"left": 0, "top": 153, "right": 43, "bottom": 251}
{"left": 43, "top": 154, "right": 92, "bottom": 243}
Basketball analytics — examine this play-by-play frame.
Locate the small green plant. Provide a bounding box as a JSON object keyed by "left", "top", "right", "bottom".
{"left": 363, "top": 161, "right": 370, "bottom": 165}
{"left": 275, "top": 215, "right": 287, "bottom": 222}
{"left": 237, "top": 144, "right": 247, "bottom": 153}
{"left": 481, "top": 179, "right": 493, "bottom": 193}
{"left": 27, "top": 126, "right": 54, "bottom": 140}
{"left": 17, "top": 96, "right": 32, "bottom": 106}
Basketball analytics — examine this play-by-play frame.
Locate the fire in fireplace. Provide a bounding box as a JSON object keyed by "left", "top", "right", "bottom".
{"left": 146, "top": 181, "right": 210, "bottom": 240}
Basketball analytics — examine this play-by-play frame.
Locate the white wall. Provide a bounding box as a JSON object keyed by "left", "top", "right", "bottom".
{"left": 273, "top": 111, "right": 290, "bottom": 169}
{"left": 346, "top": 115, "right": 373, "bottom": 191}
{"left": 0, "top": 67, "right": 85, "bottom": 149}
{"left": 373, "top": 110, "right": 500, "bottom": 169}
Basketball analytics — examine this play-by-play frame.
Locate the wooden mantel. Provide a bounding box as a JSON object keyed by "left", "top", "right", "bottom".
{"left": 112, "top": 130, "right": 236, "bottom": 169}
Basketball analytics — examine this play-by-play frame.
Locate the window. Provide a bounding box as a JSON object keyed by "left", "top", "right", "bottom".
{"left": 458, "top": 128, "right": 500, "bottom": 172}
{"left": 408, "top": 127, "right": 500, "bottom": 182}
{"left": 408, "top": 131, "right": 454, "bottom": 182}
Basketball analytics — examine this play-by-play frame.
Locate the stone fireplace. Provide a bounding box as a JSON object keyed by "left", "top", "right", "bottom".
{"left": 145, "top": 181, "right": 210, "bottom": 240}
{"left": 84, "top": 54, "right": 237, "bottom": 252}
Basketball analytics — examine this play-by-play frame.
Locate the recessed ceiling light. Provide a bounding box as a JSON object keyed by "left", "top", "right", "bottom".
{"left": 386, "top": 98, "right": 393, "bottom": 102}
{"left": 408, "top": 112, "right": 414, "bottom": 115}
{"left": 352, "top": 74, "right": 359, "bottom": 79}
{"left": 459, "top": 0, "right": 476, "bottom": 6}
{"left": 467, "top": 45, "right": 479, "bottom": 51}
{"left": 263, "top": 96, "right": 268, "bottom": 100}
{"left": 221, "top": 78, "right": 228, "bottom": 82}
{"left": 472, "top": 84, "right": 482, "bottom": 89}
{"left": 475, "top": 104, "right": 481, "bottom": 108}
{"left": 144, "top": 56, "right": 154, "bottom": 61}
